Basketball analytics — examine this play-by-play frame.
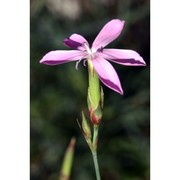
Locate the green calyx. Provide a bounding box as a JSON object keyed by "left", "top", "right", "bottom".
{"left": 87, "top": 60, "right": 101, "bottom": 109}
{"left": 87, "top": 60, "right": 104, "bottom": 125}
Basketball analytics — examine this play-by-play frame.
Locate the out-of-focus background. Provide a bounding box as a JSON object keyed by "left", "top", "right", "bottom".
{"left": 30, "top": 0, "right": 150, "bottom": 179}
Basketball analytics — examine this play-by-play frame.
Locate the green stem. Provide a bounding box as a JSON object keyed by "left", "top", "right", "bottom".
{"left": 93, "top": 125, "right": 99, "bottom": 149}
{"left": 90, "top": 125, "right": 101, "bottom": 180}
{"left": 92, "top": 150, "right": 101, "bottom": 180}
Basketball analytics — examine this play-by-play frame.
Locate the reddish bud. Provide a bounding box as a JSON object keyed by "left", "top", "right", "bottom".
{"left": 90, "top": 105, "right": 103, "bottom": 125}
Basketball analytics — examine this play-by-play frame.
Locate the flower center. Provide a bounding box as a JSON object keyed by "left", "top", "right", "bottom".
{"left": 75, "top": 43, "right": 97, "bottom": 70}
{"left": 84, "top": 43, "right": 95, "bottom": 60}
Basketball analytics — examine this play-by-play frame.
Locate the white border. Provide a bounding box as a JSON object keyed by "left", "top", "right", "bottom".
{"left": 0, "top": 0, "right": 29, "bottom": 179}
{"left": 151, "top": 0, "right": 180, "bottom": 179}
{"left": 1, "top": 0, "right": 180, "bottom": 179}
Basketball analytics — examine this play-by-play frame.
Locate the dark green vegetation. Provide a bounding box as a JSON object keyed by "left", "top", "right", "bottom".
{"left": 30, "top": 0, "right": 150, "bottom": 179}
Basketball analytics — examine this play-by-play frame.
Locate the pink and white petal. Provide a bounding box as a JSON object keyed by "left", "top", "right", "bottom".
{"left": 92, "top": 57, "right": 123, "bottom": 94}
{"left": 40, "top": 50, "right": 86, "bottom": 65}
{"left": 92, "top": 19, "right": 125, "bottom": 51}
{"left": 100, "top": 49, "right": 146, "bottom": 66}
{"left": 64, "top": 33, "right": 89, "bottom": 50}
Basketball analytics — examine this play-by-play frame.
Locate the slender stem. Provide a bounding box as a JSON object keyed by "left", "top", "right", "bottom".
{"left": 91, "top": 125, "right": 101, "bottom": 180}
{"left": 93, "top": 125, "right": 99, "bottom": 147}
{"left": 92, "top": 150, "right": 101, "bottom": 180}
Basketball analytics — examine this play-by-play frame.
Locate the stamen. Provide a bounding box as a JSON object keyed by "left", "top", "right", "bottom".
{"left": 83, "top": 59, "right": 87, "bottom": 66}
{"left": 75, "top": 54, "right": 88, "bottom": 70}
{"left": 75, "top": 59, "right": 82, "bottom": 70}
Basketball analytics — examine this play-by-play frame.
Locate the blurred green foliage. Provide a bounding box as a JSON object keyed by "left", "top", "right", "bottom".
{"left": 30, "top": 0, "right": 150, "bottom": 179}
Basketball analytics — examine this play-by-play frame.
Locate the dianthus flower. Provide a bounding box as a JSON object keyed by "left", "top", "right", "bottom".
{"left": 40, "top": 19, "right": 146, "bottom": 94}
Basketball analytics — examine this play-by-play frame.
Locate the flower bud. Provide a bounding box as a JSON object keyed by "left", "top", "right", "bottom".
{"left": 60, "top": 137, "right": 76, "bottom": 180}
{"left": 81, "top": 111, "right": 92, "bottom": 140}
{"left": 90, "top": 105, "right": 102, "bottom": 125}
{"left": 88, "top": 86, "right": 104, "bottom": 125}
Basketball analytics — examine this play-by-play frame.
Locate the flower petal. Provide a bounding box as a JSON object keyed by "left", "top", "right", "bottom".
{"left": 40, "top": 50, "right": 86, "bottom": 65}
{"left": 64, "top": 34, "right": 89, "bottom": 50}
{"left": 92, "top": 19, "right": 125, "bottom": 51}
{"left": 92, "top": 57, "right": 123, "bottom": 94}
{"left": 100, "top": 49, "right": 146, "bottom": 66}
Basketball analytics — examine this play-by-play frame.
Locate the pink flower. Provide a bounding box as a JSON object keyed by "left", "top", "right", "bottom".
{"left": 40, "top": 19, "right": 146, "bottom": 94}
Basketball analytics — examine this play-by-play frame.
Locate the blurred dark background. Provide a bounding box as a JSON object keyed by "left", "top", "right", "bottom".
{"left": 30, "top": 0, "right": 150, "bottom": 179}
